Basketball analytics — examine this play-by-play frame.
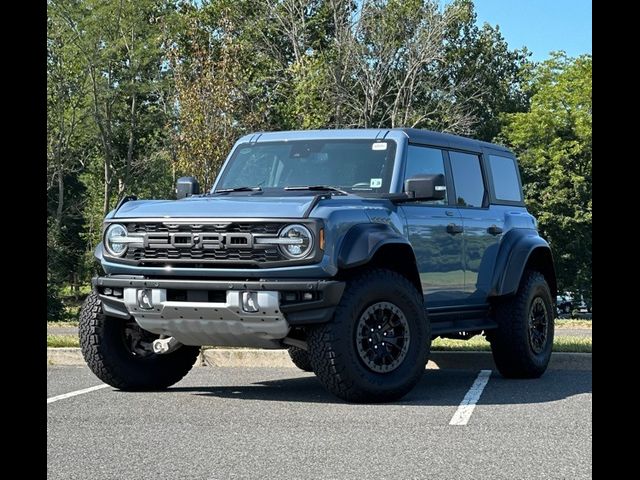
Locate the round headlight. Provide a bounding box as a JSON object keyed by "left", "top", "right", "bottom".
{"left": 279, "top": 224, "right": 313, "bottom": 259}
{"left": 104, "top": 224, "right": 128, "bottom": 257}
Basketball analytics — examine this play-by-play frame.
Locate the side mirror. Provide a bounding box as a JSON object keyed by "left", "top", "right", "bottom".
{"left": 176, "top": 176, "right": 200, "bottom": 199}
{"left": 404, "top": 174, "right": 446, "bottom": 201}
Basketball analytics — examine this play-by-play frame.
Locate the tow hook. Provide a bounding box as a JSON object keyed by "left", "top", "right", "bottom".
{"left": 152, "top": 336, "right": 182, "bottom": 354}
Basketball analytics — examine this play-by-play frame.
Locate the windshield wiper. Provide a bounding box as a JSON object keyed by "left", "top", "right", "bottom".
{"left": 284, "top": 185, "right": 348, "bottom": 195}
{"left": 213, "top": 186, "right": 263, "bottom": 194}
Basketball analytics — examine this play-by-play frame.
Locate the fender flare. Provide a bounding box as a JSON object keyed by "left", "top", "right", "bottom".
{"left": 492, "top": 229, "right": 557, "bottom": 297}
{"left": 337, "top": 223, "right": 414, "bottom": 269}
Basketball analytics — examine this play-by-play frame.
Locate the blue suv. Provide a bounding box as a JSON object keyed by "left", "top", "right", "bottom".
{"left": 80, "top": 129, "right": 557, "bottom": 402}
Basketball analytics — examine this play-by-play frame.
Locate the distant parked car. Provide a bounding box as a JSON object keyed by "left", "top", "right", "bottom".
{"left": 576, "top": 296, "right": 592, "bottom": 313}
{"left": 556, "top": 294, "right": 573, "bottom": 315}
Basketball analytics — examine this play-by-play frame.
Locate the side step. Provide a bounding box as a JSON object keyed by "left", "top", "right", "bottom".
{"left": 430, "top": 318, "right": 498, "bottom": 336}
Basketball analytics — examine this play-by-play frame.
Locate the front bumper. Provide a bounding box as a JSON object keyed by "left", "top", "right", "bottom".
{"left": 92, "top": 276, "right": 345, "bottom": 347}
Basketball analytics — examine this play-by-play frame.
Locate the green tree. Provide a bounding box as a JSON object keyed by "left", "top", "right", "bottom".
{"left": 169, "top": 0, "right": 282, "bottom": 188}
{"left": 263, "top": 0, "right": 530, "bottom": 134}
{"left": 50, "top": 0, "right": 177, "bottom": 246}
{"left": 48, "top": 0, "right": 178, "bottom": 316}
{"left": 500, "top": 53, "right": 592, "bottom": 301}
{"left": 48, "top": 3, "right": 94, "bottom": 306}
{"left": 442, "top": 0, "right": 531, "bottom": 140}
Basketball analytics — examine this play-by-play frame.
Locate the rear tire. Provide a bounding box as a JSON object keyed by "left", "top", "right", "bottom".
{"left": 308, "top": 269, "right": 430, "bottom": 403}
{"left": 488, "top": 271, "right": 554, "bottom": 378}
{"left": 79, "top": 291, "right": 200, "bottom": 390}
{"left": 288, "top": 346, "right": 313, "bottom": 372}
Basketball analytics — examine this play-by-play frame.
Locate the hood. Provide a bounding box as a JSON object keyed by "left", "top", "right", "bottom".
{"left": 112, "top": 195, "right": 317, "bottom": 219}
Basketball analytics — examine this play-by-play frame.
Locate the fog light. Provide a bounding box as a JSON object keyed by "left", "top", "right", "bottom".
{"left": 241, "top": 291, "right": 259, "bottom": 313}
{"left": 302, "top": 292, "right": 313, "bottom": 301}
{"left": 137, "top": 289, "right": 154, "bottom": 310}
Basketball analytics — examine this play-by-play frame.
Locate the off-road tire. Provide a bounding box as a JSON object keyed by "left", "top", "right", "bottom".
{"left": 307, "top": 268, "right": 430, "bottom": 403}
{"left": 79, "top": 291, "right": 200, "bottom": 390}
{"left": 288, "top": 346, "right": 313, "bottom": 372}
{"left": 488, "top": 270, "right": 554, "bottom": 378}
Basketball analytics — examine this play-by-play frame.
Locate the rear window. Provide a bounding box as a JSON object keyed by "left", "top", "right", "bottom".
{"left": 488, "top": 155, "right": 523, "bottom": 202}
{"left": 449, "top": 151, "right": 486, "bottom": 208}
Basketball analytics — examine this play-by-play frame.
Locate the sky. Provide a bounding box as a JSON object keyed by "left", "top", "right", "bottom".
{"left": 469, "top": 0, "right": 592, "bottom": 61}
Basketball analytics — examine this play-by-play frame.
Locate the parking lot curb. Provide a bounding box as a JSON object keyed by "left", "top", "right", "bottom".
{"left": 48, "top": 347, "right": 592, "bottom": 370}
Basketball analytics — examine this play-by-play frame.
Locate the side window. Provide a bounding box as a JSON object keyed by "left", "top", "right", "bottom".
{"left": 404, "top": 145, "right": 447, "bottom": 204}
{"left": 449, "top": 151, "right": 486, "bottom": 208}
{"left": 488, "top": 155, "right": 523, "bottom": 202}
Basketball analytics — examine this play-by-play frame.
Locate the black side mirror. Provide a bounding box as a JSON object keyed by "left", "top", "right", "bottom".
{"left": 176, "top": 176, "right": 200, "bottom": 199}
{"left": 404, "top": 174, "right": 446, "bottom": 201}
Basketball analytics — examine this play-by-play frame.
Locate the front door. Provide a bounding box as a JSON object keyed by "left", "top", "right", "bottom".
{"left": 400, "top": 145, "right": 465, "bottom": 308}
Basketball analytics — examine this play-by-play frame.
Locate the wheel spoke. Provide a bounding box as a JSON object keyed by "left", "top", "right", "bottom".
{"left": 382, "top": 337, "right": 401, "bottom": 349}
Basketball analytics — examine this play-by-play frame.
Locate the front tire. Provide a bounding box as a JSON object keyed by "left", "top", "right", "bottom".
{"left": 288, "top": 346, "right": 313, "bottom": 372}
{"left": 308, "top": 269, "right": 430, "bottom": 403}
{"left": 488, "top": 271, "right": 554, "bottom": 378}
{"left": 79, "top": 291, "right": 200, "bottom": 390}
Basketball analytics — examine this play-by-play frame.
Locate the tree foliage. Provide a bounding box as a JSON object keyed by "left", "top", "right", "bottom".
{"left": 499, "top": 53, "right": 592, "bottom": 301}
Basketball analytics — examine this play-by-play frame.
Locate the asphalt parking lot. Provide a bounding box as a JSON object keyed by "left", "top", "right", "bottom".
{"left": 48, "top": 364, "right": 592, "bottom": 479}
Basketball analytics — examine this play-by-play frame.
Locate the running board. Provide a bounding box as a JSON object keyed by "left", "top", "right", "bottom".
{"left": 430, "top": 318, "right": 498, "bottom": 336}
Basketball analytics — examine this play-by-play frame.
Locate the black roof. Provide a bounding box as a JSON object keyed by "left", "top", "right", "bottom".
{"left": 397, "top": 128, "right": 511, "bottom": 154}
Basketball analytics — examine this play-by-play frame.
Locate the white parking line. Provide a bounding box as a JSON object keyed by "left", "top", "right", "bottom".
{"left": 449, "top": 369, "right": 492, "bottom": 426}
{"left": 47, "top": 384, "right": 109, "bottom": 404}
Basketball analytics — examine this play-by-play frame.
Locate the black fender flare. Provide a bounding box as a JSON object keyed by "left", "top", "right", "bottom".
{"left": 337, "top": 223, "right": 414, "bottom": 269}
{"left": 492, "top": 228, "right": 557, "bottom": 297}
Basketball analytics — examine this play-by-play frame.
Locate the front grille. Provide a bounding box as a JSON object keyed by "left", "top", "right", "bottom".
{"left": 121, "top": 221, "right": 286, "bottom": 268}
{"left": 126, "top": 223, "right": 283, "bottom": 235}
{"left": 126, "top": 247, "right": 281, "bottom": 263}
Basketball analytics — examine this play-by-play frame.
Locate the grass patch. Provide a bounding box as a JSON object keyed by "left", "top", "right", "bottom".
{"left": 555, "top": 319, "right": 592, "bottom": 329}
{"left": 47, "top": 321, "right": 79, "bottom": 328}
{"left": 432, "top": 336, "right": 492, "bottom": 351}
{"left": 47, "top": 335, "right": 80, "bottom": 348}
{"left": 432, "top": 335, "right": 591, "bottom": 353}
{"left": 552, "top": 337, "right": 592, "bottom": 352}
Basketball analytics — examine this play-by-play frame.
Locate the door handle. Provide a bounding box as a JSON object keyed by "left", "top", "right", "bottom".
{"left": 487, "top": 225, "right": 503, "bottom": 236}
{"left": 446, "top": 223, "right": 464, "bottom": 235}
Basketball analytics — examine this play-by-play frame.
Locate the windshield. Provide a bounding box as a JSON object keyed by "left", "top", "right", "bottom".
{"left": 215, "top": 139, "right": 397, "bottom": 193}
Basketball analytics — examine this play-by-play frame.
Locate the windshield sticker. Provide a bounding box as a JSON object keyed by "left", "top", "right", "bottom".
{"left": 370, "top": 178, "right": 383, "bottom": 188}
{"left": 372, "top": 142, "right": 387, "bottom": 151}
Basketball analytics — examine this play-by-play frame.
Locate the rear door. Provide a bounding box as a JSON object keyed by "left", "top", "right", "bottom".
{"left": 447, "top": 150, "right": 503, "bottom": 306}
{"left": 400, "top": 145, "right": 465, "bottom": 308}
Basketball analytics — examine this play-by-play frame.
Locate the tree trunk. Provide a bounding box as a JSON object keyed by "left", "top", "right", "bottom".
{"left": 103, "top": 159, "right": 111, "bottom": 215}
{"left": 121, "top": 93, "right": 137, "bottom": 196}
{"left": 56, "top": 169, "right": 64, "bottom": 223}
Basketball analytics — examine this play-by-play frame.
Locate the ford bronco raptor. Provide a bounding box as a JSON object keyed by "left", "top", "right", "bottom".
{"left": 80, "top": 129, "right": 557, "bottom": 403}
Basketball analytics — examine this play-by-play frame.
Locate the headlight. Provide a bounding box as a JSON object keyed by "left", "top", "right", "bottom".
{"left": 279, "top": 224, "right": 313, "bottom": 259}
{"left": 104, "top": 224, "right": 128, "bottom": 257}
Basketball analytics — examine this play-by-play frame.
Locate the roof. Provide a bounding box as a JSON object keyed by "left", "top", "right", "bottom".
{"left": 398, "top": 128, "right": 511, "bottom": 153}
{"left": 237, "top": 128, "right": 511, "bottom": 154}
